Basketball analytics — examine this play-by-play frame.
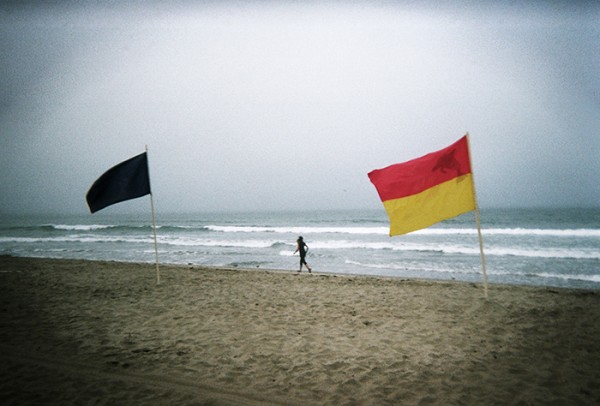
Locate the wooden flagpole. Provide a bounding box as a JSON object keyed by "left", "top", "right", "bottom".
{"left": 146, "top": 145, "right": 161, "bottom": 285}
{"left": 465, "top": 133, "right": 489, "bottom": 299}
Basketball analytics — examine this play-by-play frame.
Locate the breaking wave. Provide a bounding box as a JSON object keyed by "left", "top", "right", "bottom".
{"left": 205, "top": 225, "right": 600, "bottom": 238}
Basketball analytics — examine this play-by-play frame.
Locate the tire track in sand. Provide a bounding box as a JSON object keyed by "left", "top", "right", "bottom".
{"left": 0, "top": 344, "right": 300, "bottom": 406}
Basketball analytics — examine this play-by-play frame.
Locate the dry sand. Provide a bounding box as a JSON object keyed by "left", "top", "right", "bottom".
{"left": 1, "top": 255, "right": 600, "bottom": 405}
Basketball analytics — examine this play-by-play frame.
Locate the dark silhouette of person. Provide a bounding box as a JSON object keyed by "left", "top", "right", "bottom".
{"left": 294, "top": 236, "right": 312, "bottom": 273}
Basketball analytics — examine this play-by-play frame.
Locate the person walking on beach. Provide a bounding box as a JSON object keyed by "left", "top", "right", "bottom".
{"left": 294, "top": 236, "right": 312, "bottom": 273}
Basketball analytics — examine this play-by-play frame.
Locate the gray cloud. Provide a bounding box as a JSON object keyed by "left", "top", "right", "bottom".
{"left": 1, "top": 1, "right": 598, "bottom": 214}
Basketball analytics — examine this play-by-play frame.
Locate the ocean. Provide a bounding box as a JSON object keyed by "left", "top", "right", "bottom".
{"left": 1, "top": 208, "right": 599, "bottom": 289}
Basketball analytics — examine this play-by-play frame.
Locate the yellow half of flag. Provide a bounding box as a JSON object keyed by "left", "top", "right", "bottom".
{"left": 383, "top": 174, "right": 475, "bottom": 235}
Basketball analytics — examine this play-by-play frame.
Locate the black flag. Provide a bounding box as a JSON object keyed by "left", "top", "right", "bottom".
{"left": 86, "top": 152, "right": 151, "bottom": 213}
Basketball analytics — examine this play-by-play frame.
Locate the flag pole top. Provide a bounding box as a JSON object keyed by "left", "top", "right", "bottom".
{"left": 464, "top": 131, "right": 489, "bottom": 300}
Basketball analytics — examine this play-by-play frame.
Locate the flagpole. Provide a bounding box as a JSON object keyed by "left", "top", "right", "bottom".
{"left": 465, "top": 133, "right": 489, "bottom": 300}
{"left": 146, "top": 145, "right": 161, "bottom": 285}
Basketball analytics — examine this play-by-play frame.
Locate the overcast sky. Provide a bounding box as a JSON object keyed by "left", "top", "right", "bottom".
{"left": 1, "top": 1, "right": 598, "bottom": 215}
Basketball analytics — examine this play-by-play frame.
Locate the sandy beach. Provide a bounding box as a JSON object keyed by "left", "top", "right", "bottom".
{"left": 1, "top": 256, "right": 600, "bottom": 405}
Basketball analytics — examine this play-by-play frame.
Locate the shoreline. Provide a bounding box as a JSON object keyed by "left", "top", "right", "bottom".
{"left": 4, "top": 253, "right": 596, "bottom": 293}
{"left": 2, "top": 256, "right": 600, "bottom": 404}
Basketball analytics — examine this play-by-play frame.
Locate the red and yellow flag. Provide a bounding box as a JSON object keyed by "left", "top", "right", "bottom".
{"left": 368, "top": 135, "right": 475, "bottom": 236}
